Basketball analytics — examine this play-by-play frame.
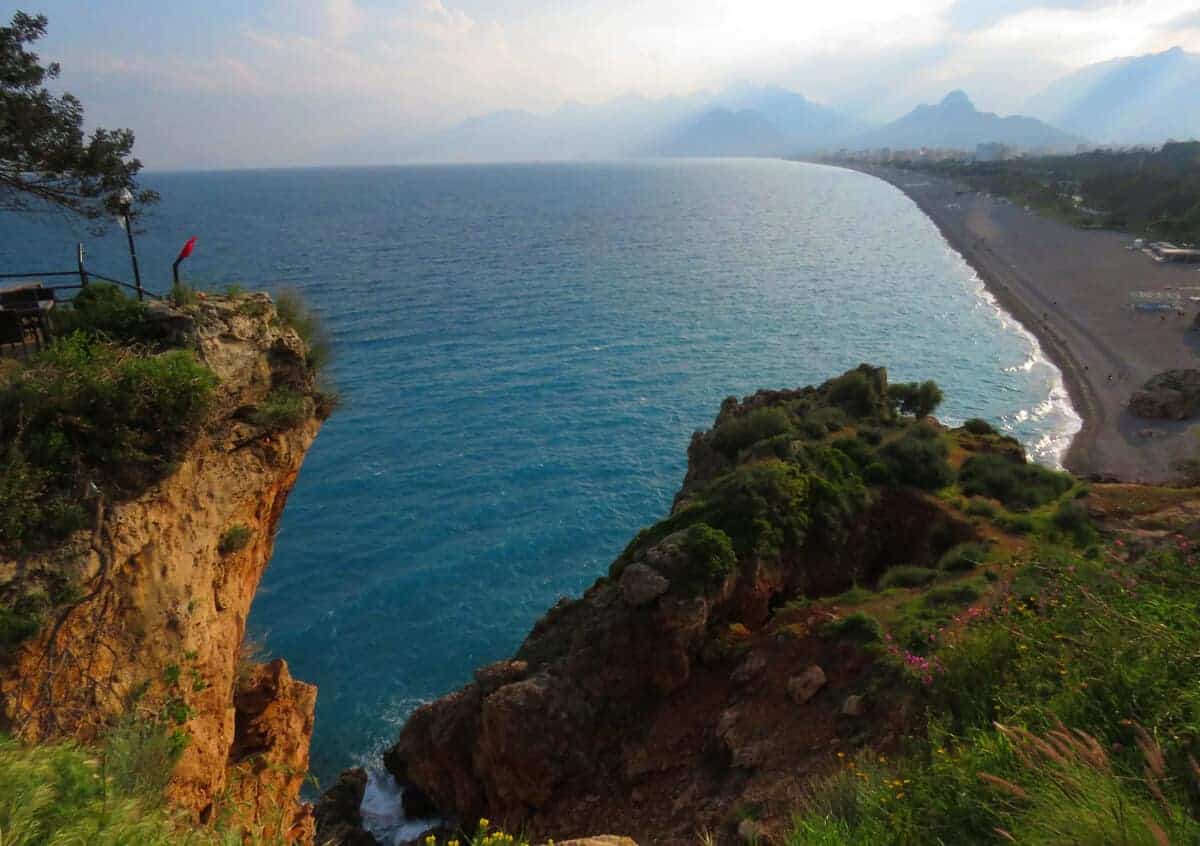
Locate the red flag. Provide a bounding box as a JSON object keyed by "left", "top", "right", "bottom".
{"left": 176, "top": 237, "right": 197, "bottom": 262}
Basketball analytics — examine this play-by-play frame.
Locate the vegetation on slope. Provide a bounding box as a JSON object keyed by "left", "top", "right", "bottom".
{"left": 897, "top": 141, "right": 1200, "bottom": 241}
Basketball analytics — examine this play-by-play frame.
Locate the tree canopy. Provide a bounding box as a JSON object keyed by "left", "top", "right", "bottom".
{"left": 1, "top": 11, "right": 156, "bottom": 219}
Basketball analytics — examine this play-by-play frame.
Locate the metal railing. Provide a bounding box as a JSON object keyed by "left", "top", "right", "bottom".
{"left": 0, "top": 243, "right": 157, "bottom": 301}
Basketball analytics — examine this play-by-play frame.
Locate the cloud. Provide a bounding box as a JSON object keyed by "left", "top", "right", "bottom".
{"left": 946, "top": 0, "right": 1112, "bottom": 31}
{"left": 1167, "top": 9, "right": 1200, "bottom": 29}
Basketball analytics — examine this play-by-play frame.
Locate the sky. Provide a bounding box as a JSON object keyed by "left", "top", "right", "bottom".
{"left": 17, "top": 0, "right": 1200, "bottom": 169}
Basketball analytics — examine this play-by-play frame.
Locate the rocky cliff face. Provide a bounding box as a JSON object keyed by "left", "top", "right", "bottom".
{"left": 0, "top": 295, "right": 325, "bottom": 842}
{"left": 388, "top": 367, "right": 992, "bottom": 844}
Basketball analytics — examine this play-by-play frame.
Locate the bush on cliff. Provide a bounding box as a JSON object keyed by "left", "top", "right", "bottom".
{"left": 888, "top": 380, "right": 944, "bottom": 418}
{"left": 679, "top": 523, "right": 736, "bottom": 589}
{"left": 0, "top": 334, "right": 217, "bottom": 549}
{"left": 711, "top": 406, "right": 792, "bottom": 458}
{"left": 50, "top": 283, "right": 151, "bottom": 344}
{"left": 275, "top": 288, "right": 331, "bottom": 372}
{"left": 959, "top": 453, "right": 1072, "bottom": 511}
{"left": 877, "top": 423, "right": 953, "bottom": 490}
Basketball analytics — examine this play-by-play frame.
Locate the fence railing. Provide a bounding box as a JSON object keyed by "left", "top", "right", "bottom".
{"left": 0, "top": 243, "right": 157, "bottom": 301}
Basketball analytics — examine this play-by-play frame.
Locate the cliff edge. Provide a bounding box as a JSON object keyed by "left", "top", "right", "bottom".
{"left": 0, "top": 292, "right": 328, "bottom": 842}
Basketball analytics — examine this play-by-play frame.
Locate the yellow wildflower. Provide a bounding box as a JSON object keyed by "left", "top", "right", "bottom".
{"left": 480, "top": 819, "right": 490, "bottom": 830}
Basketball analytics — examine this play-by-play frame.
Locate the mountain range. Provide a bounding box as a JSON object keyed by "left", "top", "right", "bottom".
{"left": 1024, "top": 47, "right": 1200, "bottom": 144}
{"left": 386, "top": 47, "right": 1199, "bottom": 162}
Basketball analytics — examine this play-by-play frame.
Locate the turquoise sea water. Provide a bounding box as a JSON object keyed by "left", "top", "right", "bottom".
{"left": 0, "top": 159, "right": 1078, "bottom": 787}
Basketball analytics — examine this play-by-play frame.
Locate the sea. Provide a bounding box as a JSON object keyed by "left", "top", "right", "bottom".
{"left": 0, "top": 158, "right": 1079, "bottom": 819}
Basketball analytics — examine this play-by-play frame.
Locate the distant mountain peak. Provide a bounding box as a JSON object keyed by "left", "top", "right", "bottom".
{"left": 940, "top": 90, "right": 973, "bottom": 108}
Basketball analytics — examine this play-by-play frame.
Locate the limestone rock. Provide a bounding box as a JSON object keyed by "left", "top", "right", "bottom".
{"left": 555, "top": 839, "right": 638, "bottom": 846}
{"left": 731, "top": 651, "right": 767, "bottom": 685}
{"left": 618, "top": 563, "right": 670, "bottom": 606}
{"left": 787, "top": 666, "right": 827, "bottom": 704}
{"left": 474, "top": 659, "right": 529, "bottom": 693}
{"left": 1130, "top": 369, "right": 1200, "bottom": 420}
{"left": 738, "top": 819, "right": 767, "bottom": 844}
{"left": 0, "top": 293, "right": 324, "bottom": 842}
{"left": 841, "top": 695, "right": 866, "bottom": 717}
{"left": 314, "top": 768, "right": 378, "bottom": 846}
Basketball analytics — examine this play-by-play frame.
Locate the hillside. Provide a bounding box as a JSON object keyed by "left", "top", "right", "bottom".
{"left": 366, "top": 365, "right": 1200, "bottom": 846}
{"left": 1026, "top": 47, "right": 1200, "bottom": 144}
{"left": 847, "top": 90, "right": 1080, "bottom": 152}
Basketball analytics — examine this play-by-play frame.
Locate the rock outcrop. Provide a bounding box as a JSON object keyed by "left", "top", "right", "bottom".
{"left": 0, "top": 294, "right": 326, "bottom": 842}
{"left": 389, "top": 367, "right": 979, "bottom": 845}
{"left": 1129, "top": 369, "right": 1200, "bottom": 420}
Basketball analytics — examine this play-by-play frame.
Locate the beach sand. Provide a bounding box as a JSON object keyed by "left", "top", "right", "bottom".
{"left": 844, "top": 163, "right": 1200, "bottom": 483}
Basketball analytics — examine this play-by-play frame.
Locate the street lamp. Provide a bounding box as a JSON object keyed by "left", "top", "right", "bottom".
{"left": 117, "top": 188, "right": 144, "bottom": 300}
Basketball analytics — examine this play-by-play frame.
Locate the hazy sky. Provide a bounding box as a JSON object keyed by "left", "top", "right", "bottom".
{"left": 22, "top": 0, "right": 1200, "bottom": 168}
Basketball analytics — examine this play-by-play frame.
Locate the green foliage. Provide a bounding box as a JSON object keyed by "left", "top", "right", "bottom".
{"left": 0, "top": 592, "right": 48, "bottom": 656}
{"left": 995, "top": 513, "right": 1034, "bottom": 535}
{"left": 218, "top": 524, "right": 253, "bottom": 556}
{"left": 823, "top": 611, "right": 884, "bottom": 644}
{"left": 679, "top": 523, "right": 736, "bottom": 589}
{"left": 0, "top": 335, "right": 216, "bottom": 548}
{"left": 938, "top": 542, "right": 988, "bottom": 573}
{"left": 1050, "top": 499, "right": 1097, "bottom": 546}
{"left": 169, "top": 281, "right": 199, "bottom": 307}
{"left": 51, "top": 283, "right": 149, "bottom": 343}
{"left": 0, "top": 13, "right": 157, "bottom": 219}
{"left": 822, "top": 366, "right": 892, "bottom": 419}
{"left": 877, "top": 423, "right": 953, "bottom": 490}
{"left": 274, "top": 289, "right": 331, "bottom": 371}
{"left": 878, "top": 566, "right": 937, "bottom": 589}
{"left": 250, "top": 387, "right": 307, "bottom": 432}
{"left": 887, "top": 380, "right": 944, "bottom": 418}
{"left": 959, "top": 453, "right": 1073, "bottom": 511}
{"left": 963, "top": 497, "right": 996, "bottom": 518}
{"left": 961, "top": 417, "right": 997, "bottom": 436}
{"left": 711, "top": 407, "right": 792, "bottom": 458}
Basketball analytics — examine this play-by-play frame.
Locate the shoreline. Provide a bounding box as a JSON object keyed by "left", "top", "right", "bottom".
{"left": 827, "top": 162, "right": 1199, "bottom": 484}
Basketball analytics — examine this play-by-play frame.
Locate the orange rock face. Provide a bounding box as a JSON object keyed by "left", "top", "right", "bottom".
{"left": 0, "top": 295, "right": 324, "bottom": 843}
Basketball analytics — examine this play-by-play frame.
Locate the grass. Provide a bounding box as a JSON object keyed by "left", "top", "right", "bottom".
{"left": 249, "top": 387, "right": 307, "bottom": 432}
{"left": 937, "top": 541, "right": 989, "bottom": 573}
{"left": 0, "top": 728, "right": 296, "bottom": 846}
{"left": 274, "top": 289, "right": 331, "bottom": 372}
{"left": 0, "top": 334, "right": 216, "bottom": 550}
{"left": 789, "top": 530, "right": 1200, "bottom": 844}
{"left": 878, "top": 566, "right": 938, "bottom": 589}
{"left": 822, "top": 611, "right": 884, "bottom": 644}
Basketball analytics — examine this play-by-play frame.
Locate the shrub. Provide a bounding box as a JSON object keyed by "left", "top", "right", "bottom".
{"left": 878, "top": 424, "right": 954, "bottom": 490}
{"left": 939, "top": 542, "right": 988, "bottom": 572}
{"left": 831, "top": 435, "right": 874, "bottom": 468}
{"left": 1051, "top": 500, "right": 1097, "bottom": 547}
{"left": 823, "top": 366, "right": 890, "bottom": 419}
{"left": 680, "top": 523, "right": 736, "bottom": 589}
{"left": 959, "top": 454, "right": 1073, "bottom": 511}
{"left": 888, "top": 380, "right": 944, "bottom": 418}
{"left": 711, "top": 407, "right": 792, "bottom": 457}
{"left": 275, "top": 289, "right": 331, "bottom": 371}
{"left": 857, "top": 426, "right": 883, "bottom": 445}
{"left": 250, "top": 387, "right": 307, "bottom": 432}
{"left": 996, "top": 513, "right": 1035, "bottom": 535}
{"left": 963, "top": 497, "right": 996, "bottom": 518}
{"left": 879, "top": 565, "right": 938, "bottom": 589}
{"left": 962, "top": 417, "right": 997, "bottom": 436}
{"left": 0, "top": 593, "right": 49, "bottom": 656}
{"left": 218, "top": 524, "right": 253, "bottom": 556}
{"left": 823, "top": 611, "right": 883, "bottom": 643}
{"left": 51, "top": 283, "right": 149, "bottom": 343}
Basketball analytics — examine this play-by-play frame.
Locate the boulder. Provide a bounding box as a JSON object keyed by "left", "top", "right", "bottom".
{"left": 1129, "top": 370, "right": 1200, "bottom": 420}
{"left": 841, "top": 695, "right": 866, "bottom": 717}
{"left": 314, "top": 768, "right": 378, "bottom": 846}
{"left": 737, "top": 819, "right": 767, "bottom": 843}
{"left": 555, "top": 839, "right": 639, "bottom": 846}
{"left": 474, "top": 659, "right": 529, "bottom": 693}
{"left": 618, "top": 563, "right": 670, "bottom": 606}
{"left": 787, "top": 666, "right": 827, "bottom": 704}
{"left": 730, "top": 651, "right": 767, "bottom": 686}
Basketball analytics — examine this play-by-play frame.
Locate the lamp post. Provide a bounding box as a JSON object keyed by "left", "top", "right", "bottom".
{"left": 117, "top": 188, "right": 144, "bottom": 300}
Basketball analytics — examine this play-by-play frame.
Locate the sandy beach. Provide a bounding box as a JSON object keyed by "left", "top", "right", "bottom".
{"left": 840, "top": 163, "right": 1200, "bottom": 483}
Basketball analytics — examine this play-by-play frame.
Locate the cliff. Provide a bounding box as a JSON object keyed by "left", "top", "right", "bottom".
{"left": 0, "top": 293, "right": 326, "bottom": 842}
{"left": 385, "top": 365, "right": 1200, "bottom": 845}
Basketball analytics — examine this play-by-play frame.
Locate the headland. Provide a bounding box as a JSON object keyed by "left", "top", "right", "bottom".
{"left": 836, "top": 162, "right": 1200, "bottom": 483}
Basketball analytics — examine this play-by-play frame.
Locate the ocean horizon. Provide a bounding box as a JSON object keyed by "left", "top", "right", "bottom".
{"left": 0, "top": 158, "right": 1080, "bottom": 789}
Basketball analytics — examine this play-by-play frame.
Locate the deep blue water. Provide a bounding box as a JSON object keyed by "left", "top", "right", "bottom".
{"left": 0, "top": 159, "right": 1077, "bottom": 787}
